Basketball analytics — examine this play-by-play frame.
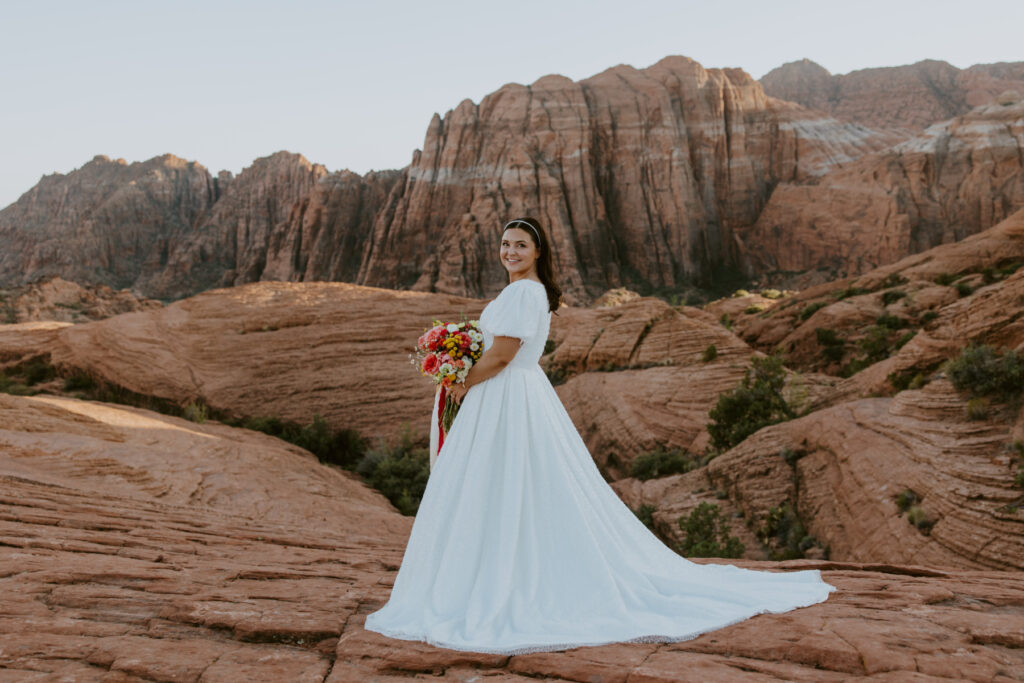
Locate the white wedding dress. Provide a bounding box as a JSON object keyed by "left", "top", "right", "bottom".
{"left": 363, "top": 278, "right": 835, "bottom": 655}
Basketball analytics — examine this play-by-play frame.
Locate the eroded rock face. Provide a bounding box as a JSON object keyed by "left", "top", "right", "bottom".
{"left": 742, "top": 102, "right": 1024, "bottom": 278}
{"left": 0, "top": 277, "right": 162, "bottom": 323}
{"left": 0, "top": 154, "right": 219, "bottom": 291}
{"left": 761, "top": 58, "right": 1024, "bottom": 133}
{"left": 2, "top": 393, "right": 1023, "bottom": 680}
{"left": 358, "top": 56, "right": 895, "bottom": 304}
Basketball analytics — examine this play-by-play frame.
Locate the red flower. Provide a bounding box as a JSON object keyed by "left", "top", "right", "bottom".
{"left": 422, "top": 354, "right": 440, "bottom": 374}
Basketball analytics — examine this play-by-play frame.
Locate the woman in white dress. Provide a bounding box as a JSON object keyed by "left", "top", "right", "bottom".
{"left": 363, "top": 217, "right": 835, "bottom": 655}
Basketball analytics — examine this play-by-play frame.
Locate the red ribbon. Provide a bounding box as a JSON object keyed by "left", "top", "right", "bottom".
{"left": 436, "top": 383, "right": 448, "bottom": 456}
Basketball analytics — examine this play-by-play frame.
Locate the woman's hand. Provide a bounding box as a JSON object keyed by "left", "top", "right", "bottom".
{"left": 449, "top": 381, "right": 470, "bottom": 405}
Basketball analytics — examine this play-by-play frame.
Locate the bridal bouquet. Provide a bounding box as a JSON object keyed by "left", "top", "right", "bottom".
{"left": 411, "top": 317, "right": 484, "bottom": 435}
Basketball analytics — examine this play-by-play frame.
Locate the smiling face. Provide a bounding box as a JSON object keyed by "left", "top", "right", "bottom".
{"left": 500, "top": 227, "right": 540, "bottom": 279}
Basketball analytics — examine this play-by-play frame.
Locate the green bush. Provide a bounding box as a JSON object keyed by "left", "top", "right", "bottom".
{"left": 239, "top": 414, "right": 368, "bottom": 470}
{"left": 896, "top": 488, "right": 918, "bottom": 512}
{"left": 757, "top": 502, "right": 819, "bottom": 560}
{"left": 875, "top": 314, "right": 906, "bottom": 329}
{"left": 966, "top": 397, "right": 990, "bottom": 420}
{"left": 356, "top": 427, "right": 430, "bottom": 516}
{"left": 920, "top": 311, "right": 939, "bottom": 324}
{"left": 707, "top": 355, "right": 795, "bottom": 451}
{"left": 881, "top": 289, "right": 907, "bottom": 305}
{"left": 629, "top": 447, "right": 695, "bottom": 480}
{"left": 882, "top": 273, "right": 908, "bottom": 288}
{"left": 799, "top": 301, "right": 827, "bottom": 321}
{"left": 834, "top": 286, "right": 870, "bottom": 300}
{"left": 182, "top": 400, "right": 208, "bottom": 423}
{"left": 720, "top": 313, "right": 732, "bottom": 330}
{"left": 935, "top": 272, "right": 956, "bottom": 286}
{"left": 859, "top": 325, "right": 893, "bottom": 363}
{"left": 632, "top": 503, "right": 657, "bottom": 530}
{"left": 731, "top": 289, "right": 751, "bottom": 298}
{"left": 744, "top": 305, "right": 763, "bottom": 315}
{"left": 906, "top": 504, "right": 936, "bottom": 533}
{"left": 23, "top": 360, "right": 56, "bottom": 386}
{"left": 815, "top": 328, "right": 842, "bottom": 347}
{"left": 63, "top": 371, "right": 97, "bottom": 392}
{"left": 955, "top": 281, "right": 974, "bottom": 297}
{"left": 760, "top": 289, "right": 783, "bottom": 300}
{"left": 702, "top": 344, "right": 718, "bottom": 363}
{"left": 945, "top": 344, "right": 1024, "bottom": 402}
{"left": 675, "top": 502, "right": 744, "bottom": 558}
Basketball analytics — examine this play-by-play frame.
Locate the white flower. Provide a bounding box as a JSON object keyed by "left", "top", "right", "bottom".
{"left": 439, "top": 362, "right": 454, "bottom": 375}
{"left": 463, "top": 357, "right": 473, "bottom": 368}
{"left": 470, "top": 342, "right": 479, "bottom": 351}
{"left": 469, "top": 330, "right": 483, "bottom": 342}
{"left": 446, "top": 323, "right": 459, "bottom": 333}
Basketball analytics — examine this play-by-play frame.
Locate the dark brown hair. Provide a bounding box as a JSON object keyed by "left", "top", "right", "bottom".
{"left": 502, "top": 216, "right": 562, "bottom": 314}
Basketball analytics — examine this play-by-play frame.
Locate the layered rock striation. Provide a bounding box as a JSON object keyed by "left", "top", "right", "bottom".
{"left": 761, "top": 58, "right": 1024, "bottom": 133}
{"left": 742, "top": 101, "right": 1024, "bottom": 278}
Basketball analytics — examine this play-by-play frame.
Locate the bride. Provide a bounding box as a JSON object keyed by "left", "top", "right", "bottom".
{"left": 363, "top": 217, "right": 835, "bottom": 655}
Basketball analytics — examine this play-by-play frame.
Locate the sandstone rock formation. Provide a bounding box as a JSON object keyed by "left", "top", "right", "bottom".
{"left": 761, "top": 58, "right": 1024, "bottom": 133}
{"left": 358, "top": 56, "right": 895, "bottom": 304}
{"left": 0, "top": 276, "right": 162, "bottom": 323}
{"left": 0, "top": 154, "right": 219, "bottom": 291}
{"left": 3, "top": 392, "right": 1023, "bottom": 680}
{"left": 1, "top": 55, "right": 894, "bottom": 306}
{"left": 0, "top": 152, "right": 401, "bottom": 301}
{"left": 742, "top": 101, "right": 1024, "bottom": 278}
{"left": 0, "top": 282, "right": 487, "bottom": 443}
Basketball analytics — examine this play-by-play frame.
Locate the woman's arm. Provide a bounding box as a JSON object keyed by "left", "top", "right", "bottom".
{"left": 450, "top": 336, "right": 522, "bottom": 403}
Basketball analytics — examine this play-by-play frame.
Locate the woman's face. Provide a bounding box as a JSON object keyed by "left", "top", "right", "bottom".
{"left": 500, "top": 227, "right": 540, "bottom": 277}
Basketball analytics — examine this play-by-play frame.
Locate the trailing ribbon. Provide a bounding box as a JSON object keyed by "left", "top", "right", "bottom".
{"left": 436, "top": 383, "right": 448, "bottom": 456}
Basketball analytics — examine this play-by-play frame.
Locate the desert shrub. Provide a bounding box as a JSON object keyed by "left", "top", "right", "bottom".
{"left": 896, "top": 488, "right": 918, "bottom": 512}
{"left": 895, "top": 331, "right": 916, "bottom": 350}
{"left": 799, "top": 301, "right": 827, "bottom": 321}
{"left": 719, "top": 313, "right": 732, "bottom": 330}
{"left": 760, "top": 289, "right": 783, "bottom": 300}
{"left": 239, "top": 414, "right": 368, "bottom": 469}
{"left": 882, "top": 273, "right": 908, "bottom": 288}
{"left": 906, "top": 504, "right": 936, "bottom": 533}
{"left": 632, "top": 503, "right": 656, "bottom": 530}
{"left": 920, "top": 311, "right": 939, "bottom": 324}
{"left": 881, "top": 289, "right": 907, "bottom": 305}
{"left": 935, "top": 272, "right": 956, "bottom": 286}
{"left": 629, "top": 447, "right": 695, "bottom": 480}
{"left": 780, "top": 448, "right": 807, "bottom": 466}
{"left": 63, "top": 371, "right": 97, "bottom": 392}
{"left": 0, "top": 372, "right": 34, "bottom": 396}
{"left": 815, "top": 328, "right": 842, "bottom": 347}
{"left": 876, "top": 314, "right": 906, "bottom": 330}
{"left": 966, "top": 397, "right": 990, "bottom": 420}
{"left": 675, "top": 502, "right": 744, "bottom": 558}
{"left": 543, "top": 339, "right": 556, "bottom": 355}
{"left": 182, "top": 400, "right": 208, "bottom": 423}
{"left": 707, "top": 354, "right": 795, "bottom": 451}
{"left": 23, "top": 360, "right": 56, "bottom": 386}
{"left": 702, "top": 344, "right": 718, "bottom": 363}
{"left": 744, "top": 305, "right": 764, "bottom": 315}
{"left": 955, "top": 281, "right": 974, "bottom": 297}
{"left": 859, "top": 325, "right": 893, "bottom": 364}
{"left": 945, "top": 344, "right": 1024, "bottom": 402}
{"left": 889, "top": 368, "right": 930, "bottom": 392}
{"left": 356, "top": 428, "right": 430, "bottom": 516}
{"left": 731, "top": 289, "right": 751, "bottom": 298}
{"left": 757, "top": 502, "right": 819, "bottom": 560}
{"left": 834, "top": 286, "right": 870, "bottom": 300}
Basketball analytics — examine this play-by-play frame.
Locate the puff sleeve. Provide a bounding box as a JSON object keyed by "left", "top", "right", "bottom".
{"left": 484, "top": 281, "right": 545, "bottom": 344}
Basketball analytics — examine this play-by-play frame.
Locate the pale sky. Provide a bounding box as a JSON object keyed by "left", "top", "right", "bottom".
{"left": 2, "top": 0, "right": 1022, "bottom": 209}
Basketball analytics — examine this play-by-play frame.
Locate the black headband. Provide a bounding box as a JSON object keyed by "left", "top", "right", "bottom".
{"left": 503, "top": 219, "right": 541, "bottom": 245}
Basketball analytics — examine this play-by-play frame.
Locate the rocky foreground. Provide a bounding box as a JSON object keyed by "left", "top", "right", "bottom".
{"left": 2, "top": 394, "right": 1023, "bottom": 681}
